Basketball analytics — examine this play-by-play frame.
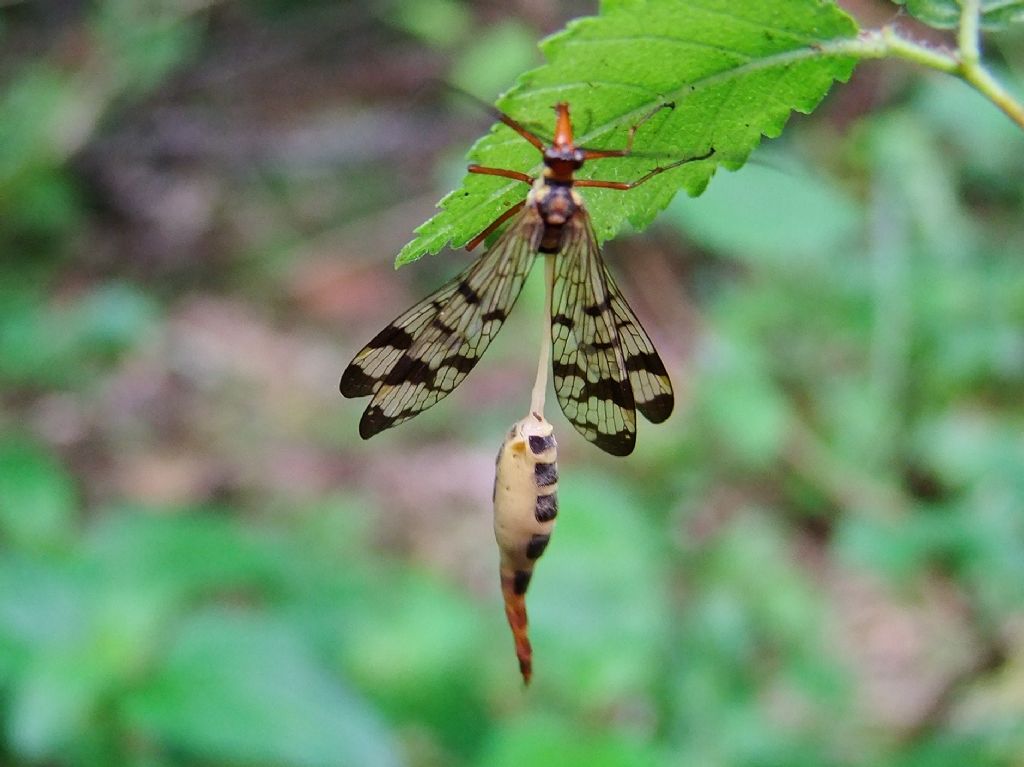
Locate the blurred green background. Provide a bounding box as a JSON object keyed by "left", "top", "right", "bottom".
{"left": 2, "top": 1, "right": 1024, "bottom": 765}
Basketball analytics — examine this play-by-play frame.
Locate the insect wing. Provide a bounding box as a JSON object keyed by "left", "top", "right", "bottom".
{"left": 550, "top": 210, "right": 673, "bottom": 455}
{"left": 602, "top": 261, "right": 673, "bottom": 424}
{"left": 341, "top": 206, "right": 542, "bottom": 438}
{"left": 550, "top": 211, "right": 636, "bottom": 456}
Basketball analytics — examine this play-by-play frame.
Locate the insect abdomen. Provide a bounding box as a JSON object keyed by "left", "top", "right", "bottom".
{"left": 493, "top": 413, "right": 558, "bottom": 683}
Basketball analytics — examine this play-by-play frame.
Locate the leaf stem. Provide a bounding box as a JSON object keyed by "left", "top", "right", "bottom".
{"left": 837, "top": 22, "right": 1024, "bottom": 132}
{"left": 957, "top": 0, "right": 981, "bottom": 70}
{"left": 953, "top": 0, "right": 1024, "bottom": 132}
{"left": 841, "top": 27, "right": 957, "bottom": 73}
{"left": 959, "top": 58, "right": 1024, "bottom": 130}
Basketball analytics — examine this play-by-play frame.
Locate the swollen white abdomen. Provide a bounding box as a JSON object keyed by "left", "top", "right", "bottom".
{"left": 493, "top": 411, "right": 558, "bottom": 684}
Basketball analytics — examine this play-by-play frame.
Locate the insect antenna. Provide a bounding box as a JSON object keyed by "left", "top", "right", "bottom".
{"left": 441, "top": 84, "right": 552, "bottom": 150}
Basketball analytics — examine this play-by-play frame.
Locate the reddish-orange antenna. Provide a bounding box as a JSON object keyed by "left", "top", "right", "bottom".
{"left": 552, "top": 102, "right": 573, "bottom": 149}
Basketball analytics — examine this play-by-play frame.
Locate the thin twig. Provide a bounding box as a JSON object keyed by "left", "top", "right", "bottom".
{"left": 836, "top": 23, "right": 1024, "bottom": 131}
{"left": 952, "top": 0, "right": 1024, "bottom": 129}
{"left": 957, "top": 0, "right": 982, "bottom": 69}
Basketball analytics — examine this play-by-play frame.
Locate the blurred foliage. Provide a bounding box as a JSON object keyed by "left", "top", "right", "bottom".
{"left": 0, "top": 1, "right": 1023, "bottom": 767}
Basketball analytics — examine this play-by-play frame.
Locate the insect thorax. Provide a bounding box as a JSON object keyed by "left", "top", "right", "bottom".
{"left": 530, "top": 179, "right": 582, "bottom": 254}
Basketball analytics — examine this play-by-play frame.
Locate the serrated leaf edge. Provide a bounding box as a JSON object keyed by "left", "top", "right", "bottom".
{"left": 396, "top": 35, "right": 860, "bottom": 267}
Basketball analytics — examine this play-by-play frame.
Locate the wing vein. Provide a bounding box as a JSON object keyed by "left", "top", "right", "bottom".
{"left": 341, "top": 206, "right": 542, "bottom": 438}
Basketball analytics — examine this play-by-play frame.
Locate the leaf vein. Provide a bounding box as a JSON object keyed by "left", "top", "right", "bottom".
{"left": 561, "top": 33, "right": 756, "bottom": 63}
{"left": 571, "top": 38, "right": 856, "bottom": 149}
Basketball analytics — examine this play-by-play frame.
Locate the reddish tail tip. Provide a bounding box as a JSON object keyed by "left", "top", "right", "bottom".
{"left": 501, "top": 572, "right": 534, "bottom": 685}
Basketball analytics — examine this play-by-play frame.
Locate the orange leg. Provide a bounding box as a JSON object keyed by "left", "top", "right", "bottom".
{"left": 494, "top": 113, "right": 547, "bottom": 152}
{"left": 466, "top": 199, "right": 527, "bottom": 251}
{"left": 582, "top": 101, "right": 676, "bottom": 160}
{"left": 467, "top": 164, "right": 534, "bottom": 185}
{"left": 575, "top": 147, "right": 715, "bottom": 190}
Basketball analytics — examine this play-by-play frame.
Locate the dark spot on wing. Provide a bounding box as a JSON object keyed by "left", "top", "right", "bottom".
{"left": 637, "top": 392, "right": 673, "bottom": 424}
{"left": 430, "top": 317, "right": 455, "bottom": 334}
{"left": 339, "top": 365, "right": 378, "bottom": 397}
{"left": 366, "top": 325, "right": 414, "bottom": 351}
{"left": 592, "top": 428, "right": 634, "bottom": 456}
{"left": 582, "top": 295, "right": 613, "bottom": 317}
{"left": 457, "top": 281, "right": 480, "bottom": 304}
{"left": 625, "top": 350, "right": 668, "bottom": 375}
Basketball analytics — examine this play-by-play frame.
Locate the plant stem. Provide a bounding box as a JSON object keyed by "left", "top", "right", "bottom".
{"left": 848, "top": 27, "right": 959, "bottom": 74}
{"left": 833, "top": 24, "right": 1024, "bottom": 132}
{"left": 959, "top": 61, "right": 1024, "bottom": 129}
{"left": 954, "top": 0, "right": 1024, "bottom": 129}
{"left": 958, "top": 0, "right": 981, "bottom": 69}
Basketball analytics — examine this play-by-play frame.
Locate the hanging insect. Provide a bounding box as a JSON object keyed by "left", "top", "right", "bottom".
{"left": 340, "top": 101, "right": 714, "bottom": 455}
{"left": 492, "top": 256, "right": 558, "bottom": 684}
{"left": 493, "top": 410, "right": 557, "bottom": 684}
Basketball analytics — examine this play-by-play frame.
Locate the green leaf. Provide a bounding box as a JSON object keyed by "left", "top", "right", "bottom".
{"left": 396, "top": 0, "right": 859, "bottom": 265}
{"left": 0, "top": 280, "right": 158, "bottom": 388}
{"left": 342, "top": 568, "right": 488, "bottom": 748}
{"left": 0, "top": 438, "right": 76, "bottom": 549}
{"left": 124, "top": 611, "right": 402, "bottom": 767}
{"left": 667, "top": 150, "right": 861, "bottom": 266}
{"left": 697, "top": 336, "right": 791, "bottom": 468}
{"left": 526, "top": 471, "right": 669, "bottom": 700}
{"left": 893, "top": 0, "right": 1024, "bottom": 29}
{"left": 387, "top": 0, "right": 472, "bottom": 48}
{"left": 479, "top": 713, "right": 660, "bottom": 767}
{"left": 449, "top": 21, "right": 543, "bottom": 102}
{"left": 8, "top": 648, "right": 110, "bottom": 760}
{"left": 72, "top": 282, "right": 159, "bottom": 358}
{"left": 84, "top": 511, "right": 288, "bottom": 603}
{"left": 0, "top": 556, "right": 87, "bottom": 673}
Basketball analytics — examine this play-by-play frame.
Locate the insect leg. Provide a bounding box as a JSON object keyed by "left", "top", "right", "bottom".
{"left": 443, "top": 85, "right": 551, "bottom": 151}
{"left": 582, "top": 101, "right": 676, "bottom": 160}
{"left": 467, "top": 165, "right": 534, "bottom": 185}
{"left": 574, "top": 147, "right": 715, "bottom": 190}
{"left": 493, "top": 112, "right": 548, "bottom": 152}
{"left": 465, "top": 199, "right": 527, "bottom": 251}
{"left": 463, "top": 165, "right": 532, "bottom": 251}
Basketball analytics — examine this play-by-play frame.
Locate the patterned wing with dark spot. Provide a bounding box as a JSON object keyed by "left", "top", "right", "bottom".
{"left": 341, "top": 205, "right": 541, "bottom": 438}
{"left": 549, "top": 208, "right": 673, "bottom": 456}
{"left": 603, "top": 262, "right": 674, "bottom": 424}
